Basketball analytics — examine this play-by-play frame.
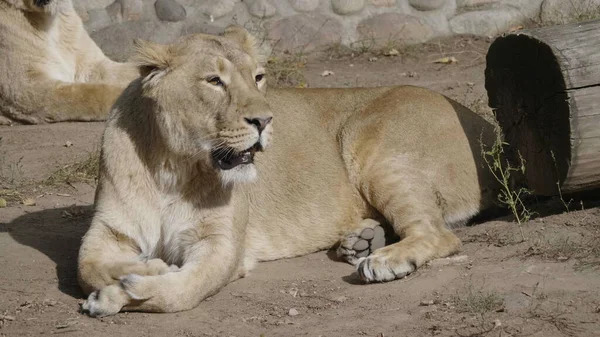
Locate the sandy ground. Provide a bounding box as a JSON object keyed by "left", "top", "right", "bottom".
{"left": 1, "top": 35, "right": 600, "bottom": 337}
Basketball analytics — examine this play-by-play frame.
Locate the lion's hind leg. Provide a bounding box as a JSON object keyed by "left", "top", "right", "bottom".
{"left": 353, "top": 157, "right": 464, "bottom": 283}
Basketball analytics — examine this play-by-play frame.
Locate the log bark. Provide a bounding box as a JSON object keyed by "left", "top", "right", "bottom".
{"left": 485, "top": 19, "right": 600, "bottom": 196}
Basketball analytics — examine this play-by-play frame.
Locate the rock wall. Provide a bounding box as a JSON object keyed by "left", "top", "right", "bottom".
{"left": 75, "top": 0, "right": 600, "bottom": 60}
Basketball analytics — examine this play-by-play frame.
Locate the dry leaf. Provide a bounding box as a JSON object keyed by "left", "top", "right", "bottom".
{"left": 508, "top": 25, "right": 523, "bottom": 33}
{"left": 0, "top": 198, "right": 6, "bottom": 208}
{"left": 22, "top": 198, "right": 36, "bottom": 206}
{"left": 383, "top": 48, "right": 399, "bottom": 56}
{"left": 433, "top": 56, "right": 457, "bottom": 64}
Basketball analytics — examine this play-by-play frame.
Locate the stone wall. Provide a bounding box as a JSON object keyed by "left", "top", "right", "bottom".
{"left": 75, "top": 0, "right": 600, "bottom": 60}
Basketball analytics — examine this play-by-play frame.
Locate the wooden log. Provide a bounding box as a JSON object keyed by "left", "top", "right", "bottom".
{"left": 485, "top": 19, "right": 600, "bottom": 196}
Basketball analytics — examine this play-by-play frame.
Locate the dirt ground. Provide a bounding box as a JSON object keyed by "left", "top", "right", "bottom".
{"left": 1, "top": 35, "right": 600, "bottom": 337}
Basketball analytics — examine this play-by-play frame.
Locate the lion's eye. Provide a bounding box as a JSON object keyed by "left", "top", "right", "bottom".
{"left": 255, "top": 74, "right": 265, "bottom": 83}
{"left": 207, "top": 76, "right": 224, "bottom": 87}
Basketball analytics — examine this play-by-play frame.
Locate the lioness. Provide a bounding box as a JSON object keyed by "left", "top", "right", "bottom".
{"left": 78, "top": 25, "right": 499, "bottom": 317}
{"left": 0, "top": 0, "right": 138, "bottom": 125}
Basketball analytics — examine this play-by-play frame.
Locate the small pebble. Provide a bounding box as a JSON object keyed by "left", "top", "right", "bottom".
{"left": 332, "top": 296, "right": 347, "bottom": 303}
{"left": 288, "top": 308, "right": 299, "bottom": 316}
{"left": 420, "top": 300, "right": 435, "bottom": 306}
{"left": 0, "top": 315, "right": 15, "bottom": 321}
{"left": 64, "top": 141, "right": 73, "bottom": 147}
{"left": 427, "top": 255, "right": 469, "bottom": 267}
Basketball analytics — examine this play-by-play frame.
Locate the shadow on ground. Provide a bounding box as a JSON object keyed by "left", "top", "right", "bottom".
{"left": 4, "top": 191, "right": 598, "bottom": 298}
{"left": 4, "top": 205, "right": 93, "bottom": 298}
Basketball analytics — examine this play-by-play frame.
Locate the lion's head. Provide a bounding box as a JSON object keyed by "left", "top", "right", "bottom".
{"left": 131, "top": 26, "right": 273, "bottom": 185}
{"left": 3, "top": 0, "right": 70, "bottom": 13}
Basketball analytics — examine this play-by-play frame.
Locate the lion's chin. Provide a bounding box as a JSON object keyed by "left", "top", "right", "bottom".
{"left": 217, "top": 163, "right": 257, "bottom": 186}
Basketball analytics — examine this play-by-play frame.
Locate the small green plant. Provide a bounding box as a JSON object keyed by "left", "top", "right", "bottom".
{"left": 481, "top": 126, "right": 533, "bottom": 240}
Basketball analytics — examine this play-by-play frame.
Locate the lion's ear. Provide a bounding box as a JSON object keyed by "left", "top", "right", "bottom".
{"left": 132, "top": 39, "right": 171, "bottom": 78}
{"left": 223, "top": 25, "right": 258, "bottom": 57}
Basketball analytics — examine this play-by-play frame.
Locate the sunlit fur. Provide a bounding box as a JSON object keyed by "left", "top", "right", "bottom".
{"left": 77, "top": 26, "right": 500, "bottom": 317}
{"left": 219, "top": 165, "right": 258, "bottom": 186}
{"left": 0, "top": 0, "right": 139, "bottom": 125}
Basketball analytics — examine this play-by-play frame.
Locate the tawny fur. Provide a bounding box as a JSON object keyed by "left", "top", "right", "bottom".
{"left": 77, "top": 26, "right": 500, "bottom": 317}
{"left": 0, "top": 0, "right": 139, "bottom": 125}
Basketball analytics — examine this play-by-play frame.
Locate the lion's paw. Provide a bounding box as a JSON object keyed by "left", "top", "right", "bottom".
{"left": 337, "top": 219, "right": 386, "bottom": 266}
{"left": 81, "top": 284, "right": 130, "bottom": 318}
{"left": 356, "top": 248, "right": 416, "bottom": 283}
{"left": 145, "top": 258, "right": 179, "bottom": 275}
{"left": 0, "top": 116, "right": 13, "bottom": 126}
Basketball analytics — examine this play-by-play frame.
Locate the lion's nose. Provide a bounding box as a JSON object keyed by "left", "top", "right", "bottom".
{"left": 245, "top": 116, "right": 272, "bottom": 133}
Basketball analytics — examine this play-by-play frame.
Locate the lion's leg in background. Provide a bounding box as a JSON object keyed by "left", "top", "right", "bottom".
{"left": 1, "top": 81, "right": 126, "bottom": 124}
{"left": 0, "top": 115, "right": 12, "bottom": 125}
{"left": 77, "top": 224, "right": 176, "bottom": 297}
{"left": 353, "top": 158, "right": 463, "bottom": 283}
{"left": 81, "top": 226, "right": 244, "bottom": 317}
{"left": 96, "top": 60, "right": 141, "bottom": 88}
{"left": 45, "top": 82, "right": 125, "bottom": 122}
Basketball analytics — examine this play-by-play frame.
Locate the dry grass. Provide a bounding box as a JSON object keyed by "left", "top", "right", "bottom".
{"left": 453, "top": 288, "right": 504, "bottom": 316}
{"left": 525, "top": 227, "right": 600, "bottom": 270}
{"left": 526, "top": 283, "right": 582, "bottom": 336}
{"left": 0, "top": 188, "right": 23, "bottom": 203}
{"left": 463, "top": 229, "right": 519, "bottom": 248}
{"left": 0, "top": 137, "right": 24, "bottom": 187}
{"left": 449, "top": 282, "right": 505, "bottom": 337}
{"left": 265, "top": 55, "right": 307, "bottom": 88}
{"left": 0, "top": 157, "right": 23, "bottom": 187}
{"left": 44, "top": 150, "right": 100, "bottom": 186}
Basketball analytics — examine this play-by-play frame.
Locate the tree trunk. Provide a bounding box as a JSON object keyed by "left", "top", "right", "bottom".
{"left": 485, "top": 19, "right": 600, "bottom": 196}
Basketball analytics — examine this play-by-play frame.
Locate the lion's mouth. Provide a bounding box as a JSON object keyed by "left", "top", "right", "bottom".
{"left": 212, "top": 143, "right": 261, "bottom": 170}
{"left": 34, "top": 0, "right": 52, "bottom": 7}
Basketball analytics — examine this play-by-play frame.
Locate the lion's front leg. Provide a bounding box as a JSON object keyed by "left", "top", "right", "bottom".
{"left": 81, "top": 230, "right": 243, "bottom": 317}
{"left": 77, "top": 224, "right": 178, "bottom": 296}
